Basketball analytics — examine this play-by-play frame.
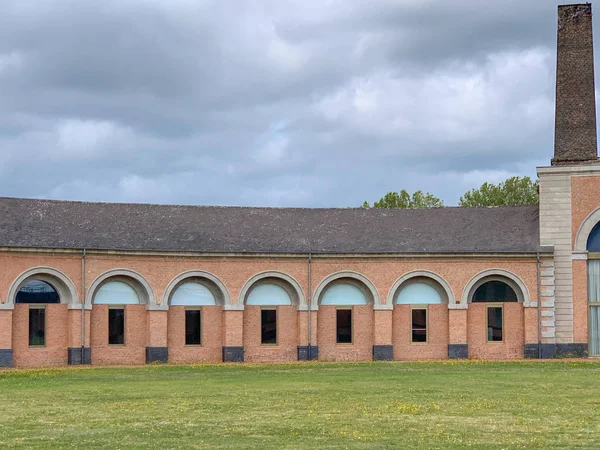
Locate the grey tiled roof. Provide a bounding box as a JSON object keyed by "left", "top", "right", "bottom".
{"left": 0, "top": 197, "right": 542, "bottom": 254}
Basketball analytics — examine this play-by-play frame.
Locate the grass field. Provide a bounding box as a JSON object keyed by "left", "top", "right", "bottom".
{"left": 1, "top": 361, "right": 600, "bottom": 449}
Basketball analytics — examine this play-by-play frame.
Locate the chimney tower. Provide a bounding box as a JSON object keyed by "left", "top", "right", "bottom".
{"left": 553, "top": 3, "right": 599, "bottom": 165}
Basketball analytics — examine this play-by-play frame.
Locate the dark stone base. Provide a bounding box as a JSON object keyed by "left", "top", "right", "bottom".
{"left": 297, "top": 345, "right": 318, "bottom": 361}
{"left": 448, "top": 344, "right": 468, "bottom": 359}
{"left": 146, "top": 347, "right": 168, "bottom": 364}
{"left": 68, "top": 347, "right": 91, "bottom": 365}
{"left": 524, "top": 343, "right": 557, "bottom": 359}
{"left": 223, "top": 346, "right": 244, "bottom": 362}
{"left": 0, "top": 349, "right": 13, "bottom": 368}
{"left": 556, "top": 343, "right": 588, "bottom": 358}
{"left": 373, "top": 345, "right": 393, "bottom": 361}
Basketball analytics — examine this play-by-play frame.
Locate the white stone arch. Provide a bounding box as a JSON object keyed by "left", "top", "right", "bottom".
{"left": 313, "top": 271, "right": 380, "bottom": 306}
{"left": 163, "top": 270, "right": 231, "bottom": 306}
{"left": 86, "top": 269, "right": 155, "bottom": 306}
{"left": 387, "top": 270, "right": 455, "bottom": 305}
{"left": 461, "top": 269, "right": 531, "bottom": 306}
{"left": 238, "top": 271, "right": 306, "bottom": 306}
{"left": 7, "top": 267, "right": 79, "bottom": 305}
{"left": 575, "top": 206, "right": 600, "bottom": 252}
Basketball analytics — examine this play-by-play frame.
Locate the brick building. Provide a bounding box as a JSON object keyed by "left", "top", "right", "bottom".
{"left": 1, "top": 4, "right": 600, "bottom": 368}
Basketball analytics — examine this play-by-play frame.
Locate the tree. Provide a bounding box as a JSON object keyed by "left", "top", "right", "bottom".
{"left": 459, "top": 176, "right": 538, "bottom": 207}
{"left": 362, "top": 190, "right": 443, "bottom": 209}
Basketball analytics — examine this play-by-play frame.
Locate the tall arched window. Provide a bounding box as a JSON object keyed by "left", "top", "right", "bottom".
{"left": 471, "top": 280, "right": 517, "bottom": 343}
{"left": 170, "top": 281, "right": 217, "bottom": 346}
{"left": 246, "top": 283, "right": 291, "bottom": 345}
{"left": 16, "top": 280, "right": 60, "bottom": 347}
{"left": 588, "top": 224, "right": 600, "bottom": 356}
{"left": 321, "top": 283, "right": 368, "bottom": 344}
{"left": 94, "top": 281, "right": 140, "bottom": 346}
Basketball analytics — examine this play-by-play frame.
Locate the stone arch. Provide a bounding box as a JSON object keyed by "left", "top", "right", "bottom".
{"left": 238, "top": 271, "right": 306, "bottom": 306}
{"left": 163, "top": 270, "right": 230, "bottom": 306}
{"left": 387, "top": 270, "right": 455, "bottom": 305}
{"left": 7, "top": 267, "right": 78, "bottom": 305}
{"left": 575, "top": 206, "right": 600, "bottom": 252}
{"left": 86, "top": 269, "right": 155, "bottom": 306}
{"left": 313, "top": 271, "right": 380, "bottom": 306}
{"left": 461, "top": 269, "right": 531, "bottom": 306}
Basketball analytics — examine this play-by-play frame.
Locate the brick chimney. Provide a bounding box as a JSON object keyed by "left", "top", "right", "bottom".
{"left": 553, "top": 3, "right": 599, "bottom": 165}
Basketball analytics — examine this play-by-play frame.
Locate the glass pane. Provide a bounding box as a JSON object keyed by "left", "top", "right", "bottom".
{"left": 108, "top": 309, "right": 125, "bottom": 345}
{"left": 397, "top": 282, "right": 443, "bottom": 305}
{"left": 487, "top": 307, "right": 503, "bottom": 341}
{"left": 590, "top": 306, "right": 600, "bottom": 357}
{"left": 248, "top": 284, "right": 291, "bottom": 306}
{"left": 261, "top": 309, "right": 277, "bottom": 344}
{"left": 172, "top": 282, "right": 216, "bottom": 306}
{"left": 587, "top": 222, "right": 600, "bottom": 252}
{"left": 29, "top": 308, "right": 45, "bottom": 346}
{"left": 322, "top": 283, "right": 368, "bottom": 306}
{"left": 473, "top": 281, "right": 517, "bottom": 303}
{"left": 17, "top": 280, "right": 59, "bottom": 304}
{"left": 588, "top": 261, "right": 600, "bottom": 303}
{"left": 95, "top": 282, "right": 139, "bottom": 305}
{"left": 412, "top": 329, "right": 427, "bottom": 343}
{"left": 336, "top": 309, "right": 352, "bottom": 343}
{"left": 412, "top": 309, "right": 427, "bottom": 329}
{"left": 185, "top": 310, "right": 201, "bottom": 345}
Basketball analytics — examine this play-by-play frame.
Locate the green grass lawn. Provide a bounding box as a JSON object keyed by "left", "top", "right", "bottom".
{"left": 1, "top": 361, "right": 600, "bottom": 449}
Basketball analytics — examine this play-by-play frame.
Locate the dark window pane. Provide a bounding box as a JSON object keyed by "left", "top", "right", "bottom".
{"left": 185, "top": 310, "right": 201, "bottom": 345}
{"left": 108, "top": 309, "right": 125, "bottom": 345}
{"left": 261, "top": 309, "right": 277, "bottom": 344}
{"left": 16, "top": 280, "right": 60, "bottom": 304}
{"left": 487, "top": 307, "right": 503, "bottom": 341}
{"left": 29, "top": 308, "right": 45, "bottom": 346}
{"left": 411, "top": 309, "right": 427, "bottom": 343}
{"left": 336, "top": 309, "right": 352, "bottom": 343}
{"left": 473, "top": 281, "right": 517, "bottom": 303}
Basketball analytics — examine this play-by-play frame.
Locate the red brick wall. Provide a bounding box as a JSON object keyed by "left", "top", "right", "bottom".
{"left": 392, "top": 305, "right": 448, "bottom": 360}
{"left": 90, "top": 304, "right": 146, "bottom": 365}
{"left": 243, "top": 306, "right": 298, "bottom": 362}
{"left": 167, "top": 306, "right": 223, "bottom": 363}
{"left": 0, "top": 310, "right": 13, "bottom": 349}
{"left": 12, "top": 304, "right": 69, "bottom": 368}
{"left": 317, "top": 305, "right": 373, "bottom": 361}
{"left": 467, "top": 303, "right": 524, "bottom": 359}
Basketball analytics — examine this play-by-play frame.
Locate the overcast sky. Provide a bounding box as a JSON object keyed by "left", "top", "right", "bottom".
{"left": 0, "top": 1, "right": 591, "bottom": 207}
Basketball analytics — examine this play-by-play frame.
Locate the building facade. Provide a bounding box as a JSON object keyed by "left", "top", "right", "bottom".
{"left": 1, "top": 4, "right": 600, "bottom": 368}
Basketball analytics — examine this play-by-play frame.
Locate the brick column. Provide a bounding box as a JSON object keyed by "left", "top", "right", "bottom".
{"left": 448, "top": 305, "right": 468, "bottom": 358}
{"left": 297, "top": 306, "right": 318, "bottom": 360}
{"left": 0, "top": 305, "right": 13, "bottom": 367}
{"left": 67, "top": 305, "right": 91, "bottom": 365}
{"left": 373, "top": 305, "right": 393, "bottom": 360}
{"left": 222, "top": 306, "right": 244, "bottom": 362}
{"left": 146, "top": 305, "right": 168, "bottom": 363}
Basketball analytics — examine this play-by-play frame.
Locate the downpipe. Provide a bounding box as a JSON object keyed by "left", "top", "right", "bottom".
{"left": 81, "top": 248, "right": 87, "bottom": 363}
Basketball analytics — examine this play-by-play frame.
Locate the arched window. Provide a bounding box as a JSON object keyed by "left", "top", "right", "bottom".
{"left": 171, "top": 281, "right": 216, "bottom": 306}
{"left": 587, "top": 222, "right": 600, "bottom": 252}
{"left": 15, "top": 280, "right": 60, "bottom": 304}
{"left": 93, "top": 281, "right": 140, "bottom": 305}
{"left": 472, "top": 281, "right": 518, "bottom": 303}
{"left": 320, "top": 284, "right": 367, "bottom": 306}
{"left": 16, "top": 280, "right": 60, "bottom": 347}
{"left": 395, "top": 281, "right": 445, "bottom": 305}
{"left": 246, "top": 284, "right": 292, "bottom": 306}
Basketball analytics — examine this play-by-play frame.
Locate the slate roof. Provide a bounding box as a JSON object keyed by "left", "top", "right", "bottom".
{"left": 0, "top": 197, "right": 542, "bottom": 254}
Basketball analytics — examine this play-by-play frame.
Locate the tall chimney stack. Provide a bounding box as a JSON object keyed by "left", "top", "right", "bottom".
{"left": 553, "top": 3, "right": 599, "bottom": 165}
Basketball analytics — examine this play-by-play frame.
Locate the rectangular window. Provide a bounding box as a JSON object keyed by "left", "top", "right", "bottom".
{"left": 185, "top": 309, "right": 202, "bottom": 345}
{"left": 29, "top": 307, "right": 46, "bottom": 347}
{"left": 487, "top": 306, "right": 503, "bottom": 342}
{"left": 108, "top": 308, "right": 125, "bottom": 345}
{"left": 336, "top": 308, "right": 352, "bottom": 344}
{"left": 261, "top": 309, "right": 277, "bottom": 345}
{"left": 411, "top": 308, "right": 427, "bottom": 343}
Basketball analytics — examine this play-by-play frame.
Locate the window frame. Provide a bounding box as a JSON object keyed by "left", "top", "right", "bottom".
{"left": 260, "top": 307, "right": 278, "bottom": 346}
{"left": 411, "top": 306, "right": 428, "bottom": 344}
{"left": 335, "top": 307, "right": 353, "bottom": 345}
{"left": 108, "top": 305, "right": 126, "bottom": 346}
{"left": 184, "top": 307, "right": 202, "bottom": 346}
{"left": 28, "top": 304, "right": 47, "bottom": 348}
{"left": 486, "top": 303, "right": 504, "bottom": 343}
